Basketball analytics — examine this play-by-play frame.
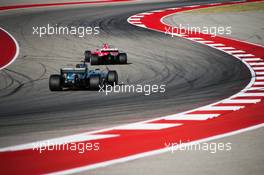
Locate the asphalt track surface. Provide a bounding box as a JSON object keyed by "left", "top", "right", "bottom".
{"left": 0, "top": 0, "right": 250, "bottom": 151}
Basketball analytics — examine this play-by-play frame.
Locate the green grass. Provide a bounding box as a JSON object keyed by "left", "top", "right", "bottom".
{"left": 185, "top": 1, "right": 264, "bottom": 13}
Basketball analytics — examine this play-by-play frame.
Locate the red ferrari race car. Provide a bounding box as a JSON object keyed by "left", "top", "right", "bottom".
{"left": 84, "top": 43, "right": 127, "bottom": 65}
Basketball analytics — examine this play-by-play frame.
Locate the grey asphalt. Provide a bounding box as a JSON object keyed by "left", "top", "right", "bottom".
{"left": 0, "top": 0, "right": 257, "bottom": 174}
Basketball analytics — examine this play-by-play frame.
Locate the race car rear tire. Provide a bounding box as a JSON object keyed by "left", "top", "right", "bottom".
{"left": 118, "top": 53, "right": 127, "bottom": 64}
{"left": 84, "top": 50, "right": 91, "bottom": 62}
{"left": 107, "top": 71, "right": 118, "bottom": 86}
{"left": 91, "top": 54, "right": 99, "bottom": 65}
{"left": 49, "top": 74, "right": 62, "bottom": 91}
{"left": 89, "top": 75, "right": 100, "bottom": 90}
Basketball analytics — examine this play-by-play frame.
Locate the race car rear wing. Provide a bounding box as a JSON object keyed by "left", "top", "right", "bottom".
{"left": 60, "top": 68, "right": 87, "bottom": 74}
{"left": 100, "top": 48, "right": 118, "bottom": 52}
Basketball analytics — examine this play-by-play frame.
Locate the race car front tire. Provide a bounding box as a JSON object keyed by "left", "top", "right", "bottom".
{"left": 118, "top": 53, "right": 127, "bottom": 64}
{"left": 91, "top": 55, "right": 99, "bottom": 65}
{"left": 49, "top": 74, "right": 62, "bottom": 91}
{"left": 89, "top": 75, "right": 100, "bottom": 90}
{"left": 107, "top": 71, "right": 118, "bottom": 86}
{"left": 84, "top": 50, "right": 91, "bottom": 62}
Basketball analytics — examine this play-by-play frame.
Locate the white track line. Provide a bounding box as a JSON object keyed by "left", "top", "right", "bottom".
{"left": 208, "top": 43, "right": 225, "bottom": 47}
{"left": 217, "top": 47, "right": 235, "bottom": 50}
{"left": 247, "top": 87, "right": 264, "bottom": 90}
{"left": 252, "top": 67, "right": 264, "bottom": 70}
{"left": 164, "top": 114, "right": 219, "bottom": 120}
{"left": 151, "top": 10, "right": 164, "bottom": 12}
{"left": 236, "top": 93, "right": 264, "bottom": 97}
{"left": 256, "top": 77, "right": 264, "bottom": 80}
{"left": 226, "top": 50, "right": 245, "bottom": 54}
{"left": 243, "top": 58, "right": 262, "bottom": 61}
{"left": 254, "top": 82, "right": 264, "bottom": 85}
{"left": 140, "top": 12, "right": 153, "bottom": 15}
{"left": 255, "top": 72, "right": 264, "bottom": 75}
{"left": 135, "top": 24, "right": 146, "bottom": 28}
{"left": 128, "top": 18, "right": 140, "bottom": 21}
{"left": 249, "top": 62, "right": 264, "bottom": 66}
{"left": 234, "top": 54, "right": 254, "bottom": 57}
{"left": 222, "top": 99, "right": 261, "bottom": 104}
{"left": 114, "top": 123, "right": 182, "bottom": 130}
{"left": 199, "top": 105, "right": 244, "bottom": 111}
{"left": 187, "top": 37, "right": 203, "bottom": 40}
{"left": 197, "top": 40, "right": 213, "bottom": 44}
{"left": 129, "top": 21, "right": 142, "bottom": 24}
{"left": 132, "top": 15, "right": 144, "bottom": 18}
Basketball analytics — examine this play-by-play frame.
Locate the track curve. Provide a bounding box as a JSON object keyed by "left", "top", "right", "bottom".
{"left": 0, "top": 0, "right": 250, "bottom": 148}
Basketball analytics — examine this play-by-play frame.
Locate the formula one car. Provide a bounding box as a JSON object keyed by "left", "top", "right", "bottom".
{"left": 49, "top": 62, "right": 118, "bottom": 91}
{"left": 84, "top": 43, "right": 127, "bottom": 65}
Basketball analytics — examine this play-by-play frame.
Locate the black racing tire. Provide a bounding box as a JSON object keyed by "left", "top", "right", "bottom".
{"left": 84, "top": 50, "right": 91, "bottom": 62}
{"left": 107, "top": 71, "right": 118, "bottom": 86}
{"left": 91, "top": 54, "right": 99, "bottom": 65}
{"left": 89, "top": 75, "right": 100, "bottom": 90}
{"left": 49, "top": 74, "right": 62, "bottom": 91}
{"left": 118, "top": 53, "right": 127, "bottom": 64}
